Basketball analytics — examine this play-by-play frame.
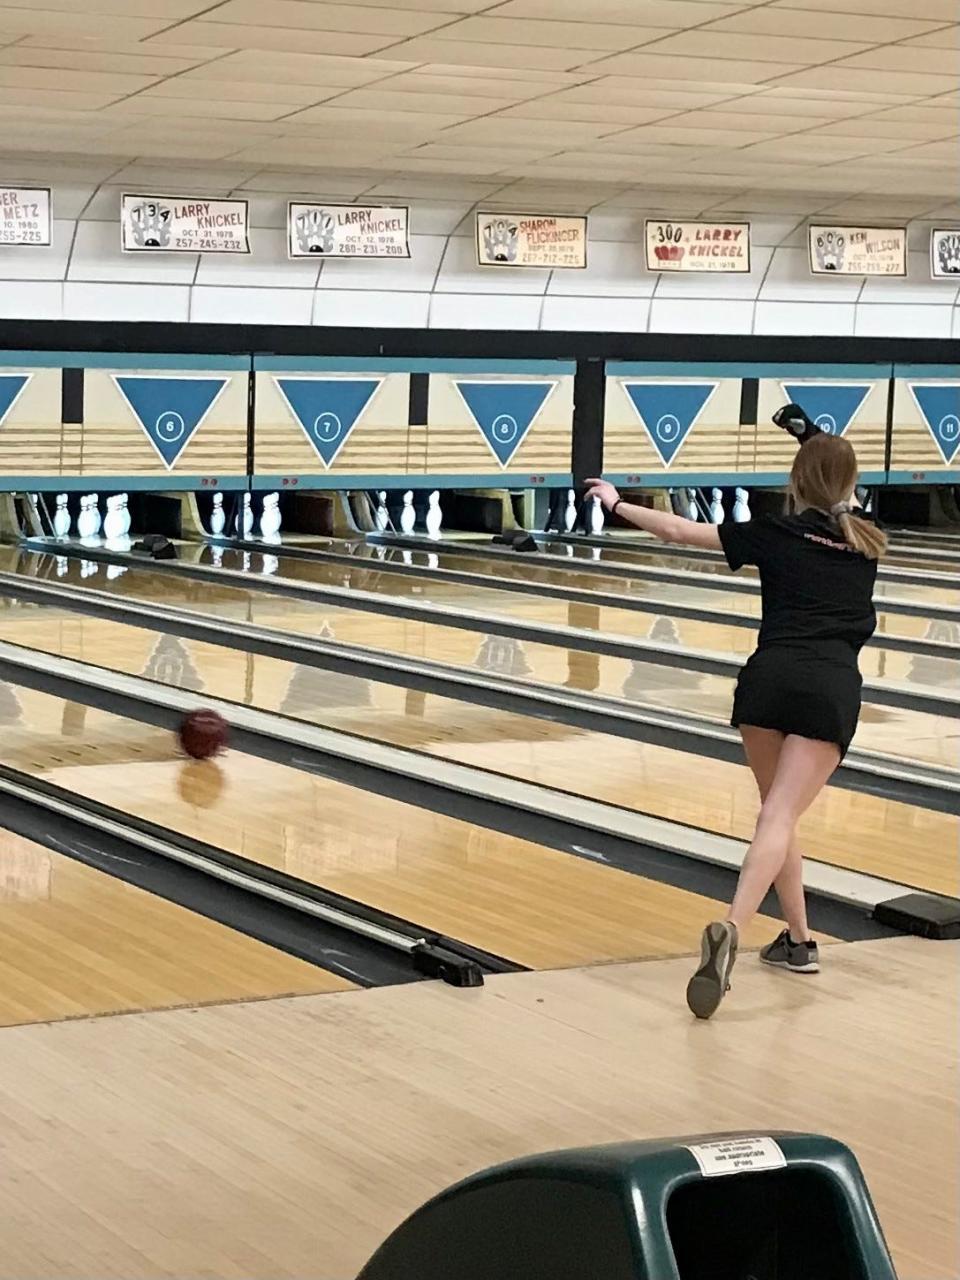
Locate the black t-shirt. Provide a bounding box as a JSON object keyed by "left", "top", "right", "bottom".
{"left": 719, "top": 510, "right": 878, "bottom": 658}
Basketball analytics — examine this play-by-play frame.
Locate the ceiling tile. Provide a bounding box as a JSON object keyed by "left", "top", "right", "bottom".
{"left": 427, "top": 16, "right": 672, "bottom": 51}
{"left": 432, "top": 116, "right": 618, "bottom": 145}
{"left": 0, "top": 64, "right": 156, "bottom": 94}
{"left": 362, "top": 36, "right": 605, "bottom": 69}
{"left": 382, "top": 70, "right": 575, "bottom": 99}
{"left": 323, "top": 87, "right": 521, "bottom": 115}
{"left": 494, "top": 99, "right": 678, "bottom": 125}
{"left": 604, "top": 123, "right": 776, "bottom": 147}
{"left": 146, "top": 22, "right": 402, "bottom": 55}
{"left": 772, "top": 0, "right": 957, "bottom": 17}
{"left": 207, "top": 0, "right": 450, "bottom": 35}
{"left": 632, "top": 29, "right": 870, "bottom": 62}
{"left": 905, "top": 24, "right": 960, "bottom": 47}
{"left": 578, "top": 51, "right": 803, "bottom": 81}
{"left": 0, "top": 0, "right": 213, "bottom": 14}
{"left": 558, "top": 79, "right": 758, "bottom": 106}
{"left": 0, "top": 84, "right": 123, "bottom": 109}
{"left": 0, "top": 46, "right": 207, "bottom": 74}
{"left": 299, "top": 0, "right": 493, "bottom": 9}
{"left": 813, "top": 117, "right": 959, "bottom": 140}
{"left": 491, "top": 0, "right": 743, "bottom": 27}
{"left": 104, "top": 97, "right": 302, "bottom": 122}
{"left": 704, "top": 7, "right": 945, "bottom": 40}
{"left": 157, "top": 50, "right": 415, "bottom": 87}
{"left": 832, "top": 46, "right": 960, "bottom": 76}
{"left": 0, "top": 6, "right": 169, "bottom": 39}
{"left": 665, "top": 108, "right": 829, "bottom": 132}
{"left": 711, "top": 91, "right": 878, "bottom": 118}
{"left": 279, "top": 103, "right": 466, "bottom": 133}
{"left": 766, "top": 65, "right": 958, "bottom": 95}
{"left": 141, "top": 75, "right": 335, "bottom": 105}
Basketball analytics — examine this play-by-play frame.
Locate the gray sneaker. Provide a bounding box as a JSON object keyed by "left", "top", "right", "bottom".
{"left": 760, "top": 929, "right": 820, "bottom": 974}
{"left": 686, "top": 921, "right": 739, "bottom": 1020}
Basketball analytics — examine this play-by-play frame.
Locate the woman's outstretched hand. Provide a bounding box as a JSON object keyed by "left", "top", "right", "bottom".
{"left": 585, "top": 478, "right": 620, "bottom": 512}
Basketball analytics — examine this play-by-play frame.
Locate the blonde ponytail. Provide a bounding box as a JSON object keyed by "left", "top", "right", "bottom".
{"left": 837, "top": 510, "right": 887, "bottom": 560}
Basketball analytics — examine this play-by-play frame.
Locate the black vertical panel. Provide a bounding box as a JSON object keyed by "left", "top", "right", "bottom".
{"left": 246, "top": 364, "right": 256, "bottom": 479}
{"left": 884, "top": 372, "right": 895, "bottom": 475}
{"left": 571, "top": 357, "right": 605, "bottom": 484}
{"left": 408, "top": 371, "right": 429, "bottom": 425}
{"left": 61, "top": 367, "right": 84, "bottom": 423}
{"left": 739, "top": 377, "right": 759, "bottom": 425}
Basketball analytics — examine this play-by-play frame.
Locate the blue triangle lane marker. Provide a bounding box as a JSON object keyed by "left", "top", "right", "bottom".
{"left": 0, "top": 374, "right": 31, "bottom": 428}
{"left": 781, "top": 383, "right": 872, "bottom": 436}
{"left": 274, "top": 378, "right": 383, "bottom": 468}
{"left": 908, "top": 383, "right": 960, "bottom": 466}
{"left": 454, "top": 380, "right": 556, "bottom": 468}
{"left": 113, "top": 375, "right": 228, "bottom": 469}
{"left": 621, "top": 382, "right": 717, "bottom": 467}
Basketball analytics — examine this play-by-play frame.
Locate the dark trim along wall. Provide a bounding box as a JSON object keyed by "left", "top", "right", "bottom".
{"left": 1, "top": 319, "right": 958, "bottom": 364}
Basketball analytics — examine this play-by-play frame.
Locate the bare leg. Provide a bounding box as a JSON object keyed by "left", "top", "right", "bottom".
{"left": 726, "top": 734, "right": 840, "bottom": 932}
{"left": 740, "top": 727, "right": 811, "bottom": 942}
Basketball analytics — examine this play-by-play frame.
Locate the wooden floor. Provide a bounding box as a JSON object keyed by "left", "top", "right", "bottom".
{"left": 0, "top": 831, "right": 350, "bottom": 1028}
{"left": 188, "top": 542, "right": 960, "bottom": 658}
{"left": 1, "top": 605, "right": 955, "bottom": 896}
{"left": 4, "top": 683, "right": 782, "bottom": 969}
{"left": 0, "top": 937, "right": 953, "bottom": 1280}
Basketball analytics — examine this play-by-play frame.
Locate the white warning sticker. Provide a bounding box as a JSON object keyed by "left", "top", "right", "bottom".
{"left": 686, "top": 1136, "right": 786, "bottom": 1178}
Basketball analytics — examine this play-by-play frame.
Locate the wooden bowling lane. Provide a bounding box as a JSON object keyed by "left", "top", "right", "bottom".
{"left": 9, "top": 547, "right": 955, "bottom": 689}
{"left": 0, "top": 609, "right": 955, "bottom": 896}
{"left": 0, "top": 577, "right": 953, "bottom": 771}
{"left": 0, "top": 829, "right": 351, "bottom": 1029}
{"left": 5, "top": 684, "right": 779, "bottom": 970}
{"left": 526, "top": 540, "right": 959, "bottom": 606}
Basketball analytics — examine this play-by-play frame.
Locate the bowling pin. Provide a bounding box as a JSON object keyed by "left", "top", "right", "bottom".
{"left": 261, "top": 554, "right": 279, "bottom": 576}
{"left": 106, "top": 563, "right": 127, "bottom": 581}
{"left": 401, "top": 548, "right": 413, "bottom": 566}
{"left": 53, "top": 493, "right": 70, "bottom": 539}
{"left": 425, "top": 491, "right": 442, "bottom": 539}
{"left": 77, "top": 495, "right": 93, "bottom": 539}
{"left": 237, "top": 493, "right": 254, "bottom": 537}
{"left": 103, "top": 495, "right": 124, "bottom": 541}
{"left": 589, "top": 495, "right": 604, "bottom": 535}
{"left": 733, "top": 488, "right": 750, "bottom": 523}
{"left": 709, "top": 488, "right": 725, "bottom": 524}
{"left": 55, "top": 555, "right": 68, "bottom": 578}
{"left": 427, "top": 552, "right": 439, "bottom": 570}
{"left": 375, "top": 491, "right": 389, "bottom": 532}
{"left": 400, "top": 490, "right": 416, "bottom": 535}
{"left": 210, "top": 544, "right": 224, "bottom": 568}
{"left": 685, "top": 488, "right": 699, "bottom": 522}
{"left": 89, "top": 494, "right": 102, "bottom": 537}
{"left": 260, "top": 492, "right": 281, "bottom": 539}
{"left": 210, "top": 492, "right": 225, "bottom": 536}
{"left": 80, "top": 559, "right": 98, "bottom": 579}
{"left": 563, "top": 489, "right": 577, "bottom": 534}
{"left": 119, "top": 493, "right": 131, "bottom": 536}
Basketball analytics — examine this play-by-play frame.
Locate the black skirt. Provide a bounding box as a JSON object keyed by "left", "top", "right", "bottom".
{"left": 731, "top": 646, "right": 862, "bottom": 756}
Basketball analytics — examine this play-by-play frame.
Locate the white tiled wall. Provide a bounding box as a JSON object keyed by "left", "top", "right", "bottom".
{"left": 2, "top": 186, "right": 958, "bottom": 338}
